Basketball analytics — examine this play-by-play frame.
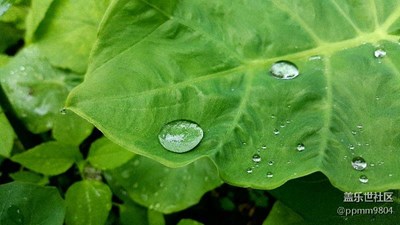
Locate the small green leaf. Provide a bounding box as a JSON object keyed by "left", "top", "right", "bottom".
{"left": 9, "top": 170, "right": 49, "bottom": 185}
{"left": 11, "top": 141, "right": 82, "bottom": 175}
{"left": 119, "top": 200, "right": 149, "bottom": 225}
{"left": 87, "top": 137, "right": 135, "bottom": 170}
{"left": 52, "top": 111, "right": 93, "bottom": 146}
{"left": 33, "top": 0, "right": 111, "bottom": 73}
{"left": 0, "top": 181, "right": 65, "bottom": 225}
{"left": 65, "top": 180, "right": 112, "bottom": 225}
{"left": 106, "top": 156, "right": 223, "bottom": 213}
{"left": 147, "top": 209, "right": 165, "bottom": 225}
{"left": 0, "top": 45, "right": 76, "bottom": 133}
{"left": 0, "top": 107, "right": 14, "bottom": 157}
{"left": 262, "top": 201, "right": 307, "bottom": 225}
{"left": 177, "top": 219, "right": 204, "bottom": 225}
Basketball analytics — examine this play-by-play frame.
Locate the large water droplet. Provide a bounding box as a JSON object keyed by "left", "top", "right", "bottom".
{"left": 359, "top": 175, "right": 368, "bottom": 184}
{"left": 296, "top": 143, "right": 305, "bottom": 152}
{"left": 252, "top": 153, "right": 261, "bottom": 163}
{"left": 351, "top": 156, "right": 367, "bottom": 171}
{"left": 266, "top": 172, "right": 273, "bottom": 178}
{"left": 374, "top": 49, "right": 386, "bottom": 58}
{"left": 158, "top": 120, "right": 203, "bottom": 153}
{"left": 270, "top": 61, "right": 300, "bottom": 80}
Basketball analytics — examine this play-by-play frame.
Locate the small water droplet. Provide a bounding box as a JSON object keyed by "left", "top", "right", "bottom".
{"left": 349, "top": 144, "right": 355, "bottom": 150}
{"left": 246, "top": 168, "right": 253, "bottom": 174}
{"left": 19, "top": 66, "right": 25, "bottom": 71}
{"left": 268, "top": 160, "right": 274, "bottom": 166}
{"left": 286, "top": 120, "right": 291, "bottom": 124}
{"left": 270, "top": 61, "right": 300, "bottom": 80}
{"left": 308, "top": 55, "right": 322, "bottom": 61}
{"left": 273, "top": 129, "right": 280, "bottom": 135}
{"left": 252, "top": 153, "right": 261, "bottom": 163}
{"left": 271, "top": 114, "right": 276, "bottom": 119}
{"left": 280, "top": 122, "right": 286, "bottom": 128}
{"left": 351, "top": 156, "right": 367, "bottom": 171}
{"left": 375, "top": 96, "right": 380, "bottom": 100}
{"left": 261, "top": 145, "right": 267, "bottom": 150}
{"left": 296, "top": 143, "right": 305, "bottom": 152}
{"left": 60, "top": 108, "right": 67, "bottom": 115}
{"left": 266, "top": 172, "right": 273, "bottom": 178}
{"left": 351, "top": 130, "right": 357, "bottom": 135}
{"left": 158, "top": 120, "right": 203, "bottom": 153}
{"left": 374, "top": 49, "right": 386, "bottom": 58}
{"left": 357, "top": 125, "right": 363, "bottom": 129}
{"left": 389, "top": 174, "right": 393, "bottom": 177}
{"left": 370, "top": 163, "right": 375, "bottom": 167}
{"left": 359, "top": 175, "right": 368, "bottom": 184}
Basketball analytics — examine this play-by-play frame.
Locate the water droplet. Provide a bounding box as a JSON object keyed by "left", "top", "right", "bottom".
{"left": 246, "top": 168, "right": 253, "bottom": 174}
{"left": 359, "top": 175, "right": 368, "bottom": 184}
{"left": 261, "top": 145, "right": 267, "bottom": 150}
{"left": 286, "top": 120, "right": 291, "bottom": 124}
{"left": 271, "top": 114, "right": 276, "bottom": 119}
{"left": 389, "top": 174, "right": 393, "bottom": 177}
{"left": 266, "top": 172, "right": 273, "bottom": 178}
{"left": 296, "top": 143, "right": 305, "bottom": 152}
{"left": 273, "top": 129, "right": 280, "bottom": 135}
{"left": 158, "top": 120, "right": 204, "bottom": 153}
{"left": 357, "top": 125, "right": 363, "bottom": 129}
{"left": 19, "top": 66, "right": 25, "bottom": 71}
{"left": 370, "top": 163, "right": 375, "bottom": 167}
{"left": 351, "top": 130, "right": 357, "bottom": 135}
{"left": 270, "top": 61, "right": 300, "bottom": 80}
{"left": 268, "top": 160, "right": 274, "bottom": 166}
{"left": 280, "top": 122, "right": 286, "bottom": 128}
{"left": 308, "top": 55, "right": 322, "bottom": 61}
{"left": 349, "top": 144, "right": 355, "bottom": 150}
{"left": 252, "top": 153, "right": 261, "bottom": 163}
{"left": 60, "top": 108, "right": 67, "bottom": 115}
{"left": 351, "top": 156, "right": 367, "bottom": 171}
{"left": 374, "top": 49, "right": 386, "bottom": 58}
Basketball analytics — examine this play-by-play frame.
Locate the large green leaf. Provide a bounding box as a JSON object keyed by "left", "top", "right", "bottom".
{"left": 65, "top": 180, "right": 112, "bottom": 225}
{"left": 33, "top": 0, "right": 111, "bottom": 73}
{"left": 262, "top": 201, "right": 307, "bottom": 225}
{"left": 25, "top": 0, "right": 55, "bottom": 43}
{"left": 0, "top": 182, "right": 65, "bottom": 225}
{"left": 67, "top": 0, "right": 400, "bottom": 191}
{"left": 0, "top": 45, "right": 80, "bottom": 133}
{"left": 105, "top": 156, "right": 222, "bottom": 213}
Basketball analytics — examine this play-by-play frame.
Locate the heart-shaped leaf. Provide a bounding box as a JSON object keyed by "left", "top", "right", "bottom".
{"left": 67, "top": 0, "right": 400, "bottom": 191}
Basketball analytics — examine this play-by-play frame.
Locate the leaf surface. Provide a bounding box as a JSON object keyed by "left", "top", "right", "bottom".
{"left": 65, "top": 180, "right": 112, "bottom": 225}
{"left": 0, "top": 107, "right": 14, "bottom": 157}
{"left": 67, "top": 0, "right": 400, "bottom": 191}
{"left": 105, "top": 156, "right": 222, "bottom": 213}
{"left": 0, "top": 182, "right": 65, "bottom": 225}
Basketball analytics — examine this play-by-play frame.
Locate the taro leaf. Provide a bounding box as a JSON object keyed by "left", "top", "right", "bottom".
{"left": 0, "top": 45, "right": 78, "bottom": 133}
{"left": 0, "top": 181, "right": 65, "bottom": 225}
{"left": 67, "top": 0, "right": 400, "bottom": 191}
{"left": 119, "top": 200, "right": 149, "bottom": 225}
{"left": 105, "top": 156, "right": 223, "bottom": 214}
{"left": 11, "top": 141, "right": 82, "bottom": 175}
{"left": 52, "top": 111, "right": 93, "bottom": 146}
{"left": 0, "top": 106, "right": 14, "bottom": 157}
{"left": 262, "top": 201, "right": 307, "bottom": 225}
{"left": 147, "top": 210, "right": 165, "bottom": 225}
{"left": 65, "top": 180, "right": 112, "bottom": 225}
{"left": 33, "top": 0, "right": 111, "bottom": 73}
{"left": 87, "top": 137, "right": 135, "bottom": 170}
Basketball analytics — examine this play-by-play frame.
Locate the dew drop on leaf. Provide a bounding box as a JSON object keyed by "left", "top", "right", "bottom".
{"left": 60, "top": 108, "right": 67, "bottom": 115}
{"left": 252, "top": 153, "right": 262, "bottom": 163}
{"left": 266, "top": 172, "right": 273, "bottom": 178}
{"left": 296, "top": 143, "right": 305, "bottom": 152}
{"left": 158, "top": 120, "right": 203, "bottom": 153}
{"left": 270, "top": 61, "right": 300, "bottom": 80}
{"left": 268, "top": 160, "right": 274, "bottom": 166}
{"left": 351, "top": 156, "right": 367, "bottom": 171}
{"left": 246, "top": 168, "right": 253, "bottom": 174}
{"left": 273, "top": 129, "right": 280, "bottom": 135}
{"left": 359, "top": 175, "right": 368, "bottom": 184}
{"left": 374, "top": 49, "right": 386, "bottom": 58}
{"left": 261, "top": 145, "right": 267, "bottom": 150}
